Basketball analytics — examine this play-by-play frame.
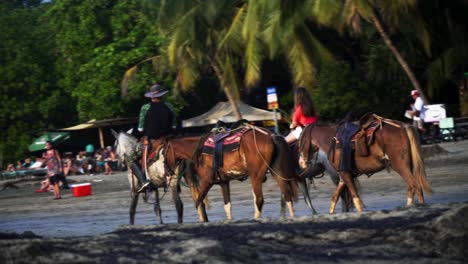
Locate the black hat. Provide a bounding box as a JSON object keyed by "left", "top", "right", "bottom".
{"left": 144, "top": 84, "right": 169, "bottom": 98}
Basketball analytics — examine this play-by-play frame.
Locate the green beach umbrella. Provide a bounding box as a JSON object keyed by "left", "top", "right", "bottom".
{"left": 28, "top": 132, "right": 71, "bottom": 152}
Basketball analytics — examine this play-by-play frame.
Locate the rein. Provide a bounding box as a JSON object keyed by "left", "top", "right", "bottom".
{"left": 247, "top": 124, "right": 295, "bottom": 181}
{"left": 161, "top": 134, "right": 207, "bottom": 188}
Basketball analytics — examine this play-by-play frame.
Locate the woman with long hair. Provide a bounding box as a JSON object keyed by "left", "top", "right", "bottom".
{"left": 43, "top": 141, "right": 63, "bottom": 200}
{"left": 285, "top": 87, "right": 318, "bottom": 144}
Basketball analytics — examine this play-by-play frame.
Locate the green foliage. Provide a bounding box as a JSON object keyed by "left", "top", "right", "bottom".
{"left": 313, "top": 62, "right": 373, "bottom": 121}
{"left": 0, "top": 2, "right": 67, "bottom": 164}
{"left": 45, "top": 0, "right": 165, "bottom": 121}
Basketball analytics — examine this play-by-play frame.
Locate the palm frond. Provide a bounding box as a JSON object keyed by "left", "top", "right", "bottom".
{"left": 218, "top": 4, "right": 246, "bottom": 52}
{"left": 310, "top": 0, "right": 341, "bottom": 27}
{"left": 121, "top": 65, "right": 137, "bottom": 99}
{"left": 284, "top": 33, "right": 317, "bottom": 89}
{"left": 121, "top": 56, "right": 161, "bottom": 98}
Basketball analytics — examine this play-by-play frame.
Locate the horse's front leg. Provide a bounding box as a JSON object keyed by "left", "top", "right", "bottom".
{"left": 194, "top": 167, "right": 214, "bottom": 210}
{"left": 319, "top": 150, "right": 351, "bottom": 212}
{"left": 250, "top": 173, "right": 265, "bottom": 219}
{"left": 220, "top": 182, "right": 232, "bottom": 220}
{"left": 129, "top": 191, "right": 139, "bottom": 225}
{"left": 170, "top": 177, "right": 183, "bottom": 223}
{"left": 153, "top": 187, "right": 163, "bottom": 224}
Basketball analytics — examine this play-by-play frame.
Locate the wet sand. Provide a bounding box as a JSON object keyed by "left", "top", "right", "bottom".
{"left": 0, "top": 140, "right": 467, "bottom": 263}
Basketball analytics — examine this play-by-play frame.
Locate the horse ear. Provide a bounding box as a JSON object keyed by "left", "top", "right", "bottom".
{"left": 126, "top": 128, "right": 133, "bottom": 135}
{"left": 111, "top": 129, "right": 118, "bottom": 139}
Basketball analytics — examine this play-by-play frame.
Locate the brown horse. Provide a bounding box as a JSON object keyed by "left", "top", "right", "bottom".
{"left": 297, "top": 115, "right": 432, "bottom": 213}
{"left": 112, "top": 129, "right": 206, "bottom": 224}
{"left": 153, "top": 125, "right": 305, "bottom": 220}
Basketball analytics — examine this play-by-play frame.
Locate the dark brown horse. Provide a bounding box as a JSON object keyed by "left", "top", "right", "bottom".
{"left": 153, "top": 125, "right": 305, "bottom": 220}
{"left": 297, "top": 115, "right": 432, "bottom": 213}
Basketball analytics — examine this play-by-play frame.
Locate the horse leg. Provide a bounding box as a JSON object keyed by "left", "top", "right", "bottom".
{"left": 250, "top": 173, "right": 265, "bottom": 219}
{"left": 182, "top": 164, "right": 209, "bottom": 222}
{"left": 170, "top": 179, "right": 183, "bottom": 223}
{"left": 280, "top": 196, "right": 286, "bottom": 219}
{"left": 220, "top": 182, "right": 232, "bottom": 220}
{"left": 153, "top": 188, "right": 163, "bottom": 224}
{"left": 330, "top": 181, "right": 346, "bottom": 214}
{"left": 298, "top": 177, "right": 317, "bottom": 215}
{"left": 129, "top": 191, "right": 139, "bottom": 225}
{"left": 339, "top": 171, "right": 364, "bottom": 212}
{"left": 319, "top": 150, "right": 351, "bottom": 212}
{"left": 393, "top": 164, "right": 422, "bottom": 205}
{"left": 194, "top": 168, "right": 214, "bottom": 210}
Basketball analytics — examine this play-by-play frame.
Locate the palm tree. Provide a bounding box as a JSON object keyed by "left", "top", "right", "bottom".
{"left": 421, "top": 0, "right": 468, "bottom": 115}
{"left": 238, "top": 0, "right": 334, "bottom": 90}
{"left": 311, "top": 0, "right": 431, "bottom": 104}
{"left": 156, "top": 0, "right": 247, "bottom": 119}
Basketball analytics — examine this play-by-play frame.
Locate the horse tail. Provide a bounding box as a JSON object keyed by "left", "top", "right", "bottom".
{"left": 405, "top": 125, "right": 432, "bottom": 194}
{"left": 270, "top": 135, "right": 299, "bottom": 201}
{"left": 182, "top": 161, "right": 210, "bottom": 208}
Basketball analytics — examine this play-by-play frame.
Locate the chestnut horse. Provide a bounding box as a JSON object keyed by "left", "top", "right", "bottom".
{"left": 112, "top": 129, "right": 207, "bottom": 224}
{"left": 153, "top": 125, "right": 309, "bottom": 220}
{"left": 297, "top": 115, "right": 432, "bottom": 213}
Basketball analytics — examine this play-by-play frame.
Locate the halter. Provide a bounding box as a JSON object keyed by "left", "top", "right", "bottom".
{"left": 158, "top": 135, "right": 206, "bottom": 188}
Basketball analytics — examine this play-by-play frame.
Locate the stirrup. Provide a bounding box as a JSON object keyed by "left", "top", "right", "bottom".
{"left": 137, "top": 182, "right": 151, "bottom": 193}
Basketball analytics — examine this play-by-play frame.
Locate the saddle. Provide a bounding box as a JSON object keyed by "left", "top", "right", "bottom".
{"left": 202, "top": 121, "right": 250, "bottom": 180}
{"left": 333, "top": 112, "right": 383, "bottom": 157}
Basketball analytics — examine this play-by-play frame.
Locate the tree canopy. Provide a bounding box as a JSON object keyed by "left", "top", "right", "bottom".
{"left": 1, "top": 0, "right": 467, "bottom": 165}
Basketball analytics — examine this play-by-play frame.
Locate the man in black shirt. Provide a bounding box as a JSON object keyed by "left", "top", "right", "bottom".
{"left": 143, "top": 85, "right": 173, "bottom": 140}
{"left": 136, "top": 84, "right": 174, "bottom": 193}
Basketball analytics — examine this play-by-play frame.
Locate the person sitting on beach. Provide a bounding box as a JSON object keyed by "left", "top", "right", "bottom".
{"left": 5, "top": 163, "right": 16, "bottom": 172}
{"left": 63, "top": 152, "right": 80, "bottom": 176}
{"left": 74, "top": 151, "right": 87, "bottom": 174}
{"left": 15, "top": 161, "right": 23, "bottom": 170}
{"left": 29, "top": 157, "right": 44, "bottom": 169}
{"left": 103, "top": 146, "right": 118, "bottom": 175}
{"left": 22, "top": 158, "right": 34, "bottom": 168}
{"left": 35, "top": 178, "right": 53, "bottom": 193}
{"left": 94, "top": 149, "right": 105, "bottom": 174}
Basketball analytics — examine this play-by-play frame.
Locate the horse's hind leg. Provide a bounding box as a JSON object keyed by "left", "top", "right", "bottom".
{"left": 393, "top": 164, "right": 422, "bottom": 205}
{"left": 271, "top": 176, "right": 295, "bottom": 218}
{"left": 153, "top": 188, "right": 163, "bottom": 224}
{"left": 129, "top": 191, "right": 139, "bottom": 225}
{"left": 170, "top": 179, "right": 183, "bottom": 223}
{"left": 339, "top": 172, "right": 364, "bottom": 212}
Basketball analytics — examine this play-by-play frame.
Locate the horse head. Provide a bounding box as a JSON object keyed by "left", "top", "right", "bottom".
{"left": 111, "top": 129, "right": 141, "bottom": 168}
{"left": 297, "top": 125, "right": 320, "bottom": 170}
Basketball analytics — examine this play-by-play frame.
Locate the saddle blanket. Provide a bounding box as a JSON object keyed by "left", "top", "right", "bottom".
{"left": 335, "top": 120, "right": 381, "bottom": 147}
{"left": 202, "top": 127, "right": 249, "bottom": 155}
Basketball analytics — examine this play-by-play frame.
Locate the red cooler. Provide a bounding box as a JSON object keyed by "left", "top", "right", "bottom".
{"left": 71, "top": 183, "right": 92, "bottom": 197}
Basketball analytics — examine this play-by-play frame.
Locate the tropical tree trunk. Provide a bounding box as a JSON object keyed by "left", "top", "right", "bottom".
{"left": 371, "top": 11, "right": 429, "bottom": 104}
{"left": 460, "top": 79, "right": 468, "bottom": 116}
{"left": 210, "top": 60, "right": 243, "bottom": 120}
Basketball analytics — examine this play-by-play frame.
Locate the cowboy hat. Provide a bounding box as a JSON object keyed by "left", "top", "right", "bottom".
{"left": 144, "top": 84, "right": 169, "bottom": 98}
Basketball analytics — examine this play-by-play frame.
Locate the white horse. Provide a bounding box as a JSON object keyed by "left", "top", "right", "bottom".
{"left": 112, "top": 129, "right": 208, "bottom": 224}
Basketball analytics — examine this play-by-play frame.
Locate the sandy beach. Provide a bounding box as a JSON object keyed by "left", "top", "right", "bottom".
{"left": 0, "top": 140, "right": 467, "bottom": 263}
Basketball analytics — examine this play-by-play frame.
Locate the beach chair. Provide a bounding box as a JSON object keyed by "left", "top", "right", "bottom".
{"left": 439, "top": 117, "right": 455, "bottom": 141}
